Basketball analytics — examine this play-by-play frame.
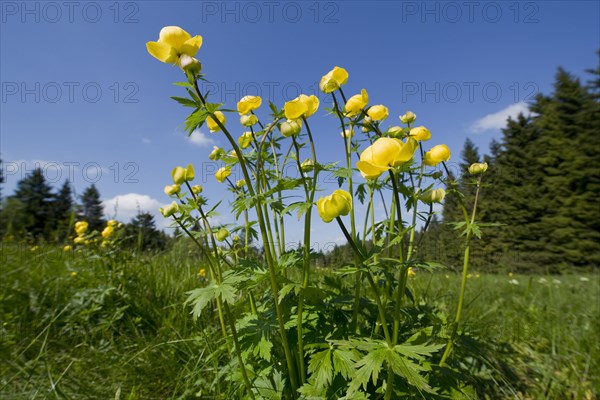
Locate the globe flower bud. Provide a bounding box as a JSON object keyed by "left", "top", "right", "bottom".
{"left": 301, "top": 158, "right": 315, "bottom": 172}
{"left": 468, "top": 162, "right": 488, "bottom": 175}
{"left": 237, "top": 95, "right": 262, "bottom": 115}
{"left": 179, "top": 54, "right": 202, "bottom": 75}
{"left": 409, "top": 126, "right": 431, "bottom": 141}
{"left": 356, "top": 137, "right": 418, "bottom": 180}
{"left": 215, "top": 166, "right": 231, "bottom": 183}
{"left": 171, "top": 166, "right": 186, "bottom": 184}
{"left": 279, "top": 119, "right": 302, "bottom": 137}
{"left": 107, "top": 220, "right": 118, "bottom": 227}
{"left": 209, "top": 146, "right": 225, "bottom": 161}
{"left": 236, "top": 179, "right": 246, "bottom": 188}
{"left": 240, "top": 113, "right": 258, "bottom": 127}
{"left": 185, "top": 164, "right": 195, "bottom": 181}
{"left": 387, "top": 126, "right": 404, "bottom": 139}
{"left": 420, "top": 188, "right": 446, "bottom": 204}
{"left": 341, "top": 128, "right": 354, "bottom": 139}
{"left": 101, "top": 226, "right": 114, "bottom": 238}
{"left": 215, "top": 227, "right": 229, "bottom": 242}
{"left": 317, "top": 189, "right": 353, "bottom": 223}
{"left": 164, "top": 184, "right": 181, "bottom": 196}
{"left": 345, "top": 89, "right": 369, "bottom": 117}
{"left": 400, "top": 111, "right": 417, "bottom": 124}
{"left": 160, "top": 201, "right": 179, "bottom": 218}
{"left": 367, "top": 105, "right": 389, "bottom": 121}
{"left": 424, "top": 144, "right": 451, "bottom": 166}
{"left": 75, "top": 221, "right": 89, "bottom": 236}
{"left": 284, "top": 94, "right": 319, "bottom": 120}
{"left": 238, "top": 131, "right": 253, "bottom": 149}
{"left": 191, "top": 185, "right": 203, "bottom": 194}
{"left": 233, "top": 235, "right": 241, "bottom": 242}
{"left": 207, "top": 111, "right": 226, "bottom": 132}
{"left": 319, "top": 66, "right": 349, "bottom": 93}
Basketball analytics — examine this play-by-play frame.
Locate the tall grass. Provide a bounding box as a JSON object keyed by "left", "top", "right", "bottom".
{"left": 1, "top": 242, "right": 598, "bottom": 399}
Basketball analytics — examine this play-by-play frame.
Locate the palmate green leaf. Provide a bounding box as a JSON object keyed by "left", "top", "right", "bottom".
{"left": 394, "top": 343, "right": 445, "bottom": 361}
{"left": 173, "top": 81, "right": 192, "bottom": 87}
{"left": 185, "top": 271, "right": 243, "bottom": 319}
{"left": 307, "top": 348, "right": 333, "bottom": 391}
{"left": 332, "top": 348, "right": 359, "bottom": 380}
{"left": 184, "top": 108, "right": 207, "bottom": 135}
{"left": 170, "top": 96, "right": 199, "bottom": 107}
{"left": 386, "top": 350, "right": 435, "bottom": 394}
{"left": 355, "top": 183, "right": 367, "bottom": 204}
{"left": 348, "top": 346, "right": 387, "bottom": 392}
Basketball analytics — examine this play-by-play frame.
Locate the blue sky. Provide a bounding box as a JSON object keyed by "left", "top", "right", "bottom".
{"left": 1, "top": 0, "right": 598, "bottom": 245}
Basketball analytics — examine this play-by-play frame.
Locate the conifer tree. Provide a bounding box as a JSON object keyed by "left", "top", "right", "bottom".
{"left": 80, "top": 184, "right": 105, "bottom": 232}
{"left": 12, "top": 168, "right": 54, "bottom": 239}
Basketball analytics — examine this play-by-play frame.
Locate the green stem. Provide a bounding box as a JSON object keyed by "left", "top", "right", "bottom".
{"left": 439, "top": 175, "right": 483, "bottom": 366}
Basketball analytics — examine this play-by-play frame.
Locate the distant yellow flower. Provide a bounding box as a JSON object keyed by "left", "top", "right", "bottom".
{"left": 508, "top": 272, "right": 513, "bottom": 277}
{"left": 420, "top": 188, "right": 446, "bottom": 204}
{"left": 356, "top": 137, "right": 418, "bottom": 179}
{"left": 70, "top": 271, "right": 78, "bottom": 278}
{"left": 468, "top": 162, "right": 488, "bottom": 175}
{"left": 319, "top": 66, "right": 349, "bottom": 93}
{"left": 238, "top": 131, "right": 253, "bottom": 149}
{"left": 367, "top": 105, "right": 389, "bottom": 121}
{"left": 409, "top": 126, "right": 431, "bottom": 141}
{"left": 236, "top": 179, "right": 246, "bottom": 188}
{"left": 240, "top": 114, "right": 258, "bottom": 127}
{"left": 63, "top": 245, "right": 72, "bottom": 252}
{"left": 75, "top": 221, "right": 89, "bottom": 236}
{"left": 345, "top": 89, "right": 368, "bottom": 117}
{"left": 237, "top": 95, "right": 262, "bottom": 115}
{"left": 164, "top": 184, "right": 180, "bottom": 196}
{"left": 30, "top": 245, "right": 39, "bottom": 252}
{"left": 101, "top": 226, "right": 114, "bottom": 238}
{"left": 146, "top": 26, "right": 203, "bottom": 65}
{"left": 215, "top": 166, "right": 231, "bottom": 183}
{"left": 424, "top": 144, "right": 451, "bottom": 166}
{"left": 74, "top": 236, "right": 85, "bottom": 244}
{"left": 407, "top": 267, "right": 416, "bottom": 277}
{"left": 207, "top": 111, "right": 226, "bottom": 132}
{"left": 215, "top": 228, "right": 229, "bottom": 242}
{"left": 198, "top": 268, "right": 206, "bottom": 277}
{"left": 284, "top": 95, "right": 319, "bottom": 120}
{"left": 279, "top": 119, "right": 302, "bottom": 137}
{"left": 107, "top": 219, "right": 118, "bottom": 227}
{"left": 400, "top": 111, "right": 416, "bottom": 124}
{"left": 160, "top": 201, "right": 179, "bottom": 218}
{"left": 317, "top": 189, "right": 352, "bottom": 223}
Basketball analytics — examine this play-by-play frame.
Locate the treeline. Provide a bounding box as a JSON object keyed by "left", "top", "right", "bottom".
{"left": 421, "top": 61, "right": 600, "bottom": 273}
{"left": 0, "top": 168, "right": 171, "bottom": 251}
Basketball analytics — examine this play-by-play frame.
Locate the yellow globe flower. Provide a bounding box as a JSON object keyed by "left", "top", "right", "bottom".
{"left": 75, "top": 221, "right": 88, "bottom": 236}
{"left": 345, "top": 89, "right": 368, "bottom": 117}
{"left": 164, "top": 184, "right": 180, "bottom": 196}
{"left": 198, "top": 268, "right": 206, "bottom": 278}
{"left": 409, "top": 126, "right": 431, "bottom": 141}
{"left": 279, "top": 119, "right": 302, "bottom": 137}
{"left": 107, "top": 220, "right": 118, "bottom": 227}
{"left": 160, "top": 201, "right": 179, "bottom": 218}
{"left": 317, "top": 189, "right": 353, "bottom": 223}
{"left": 101, "top": 226, "right": 114, "bottom": 238}
{"left": 209, "top": 146, "right": 225, "bottom": 161}
{"left": 367, "top": 105, "right": 389, "bottom": 121}
{"left": 237, "top": 95, "right": 262, "bottom": 115}
{"left": 387, "top": 126, "right": 404, "bottom": 138}
{"left": 301, "top": 158, "right": 315, "bottom": 172}
{"left": 240, "top": 114, "right": 258, "bottom": 127}
{"left": 238, "top": 131, "right": 253, "bottom": 149}
{"left": 319, "top": 66, "right": 349, "bottom": 93}
{"left": 468, "top": 162, "right": 488, "bottom": 175}
{"left": 70, "top": 271, "right": 78, "bottom": 278}
{"left": 63, "top": 245, "right": 72, "bottom": 252}
{"left": 400, "top": 111, "right": 416, "bottom": 124}
{"left": 191, "top": 185, "right": 203, "bottom": 194}
{"left": 215, "top": 227, "right": 229, "bottom": 242}
{"left": 424, "top": 144, "right": 451, "bottom": 166}
{"left": 420, "top": 188, "right": 446, "bottom": 204}
{"left": 146, "top": 26, "right": 203, "bottom": 65}
{"left": 215, "top": 166, "right": 232, "bottom": 183}
{"left": 207, "top": 111, "right": 226, "bottom": 133}
{"left": 171, "top": 164, "right": 194, "bottom": 184}
{"left": 74, "top": 236, "right": 85, "bottom": 244}
{"left": 236, "top": 179, "right": 246, "bottom": 188}
{"left": 407, "top": 267, "right": 416, "bottom": 278}
{"left": 356, "top": 137, "right": 418, "bottom": 179}
{"left": 284, "top": 95, "right": 319, "bottom": 120}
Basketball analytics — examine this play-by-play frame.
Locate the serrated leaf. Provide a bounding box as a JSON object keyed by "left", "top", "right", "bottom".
{"left": 307, "top": 348, "right": 333, "bottom": 390}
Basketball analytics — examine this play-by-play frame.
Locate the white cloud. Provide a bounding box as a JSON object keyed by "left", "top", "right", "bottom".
{"left": 470, "top": 102, "right": 530, "bottom": 133}
{"left": 102, "top": 193, "right": 168, "bottom": 227}
{"left": 188, "top": 130, "right": 215, "bottom": 147}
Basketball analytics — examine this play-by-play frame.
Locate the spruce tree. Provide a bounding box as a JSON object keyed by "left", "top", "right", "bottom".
{"left": 12, "top": 168, "right": 54, "bottom": 239}
{"left": 52, "top": 181, "right": 75, "bottom": 240}
{"left": 80, "top": 184, "right": 105, "bottom": 232}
